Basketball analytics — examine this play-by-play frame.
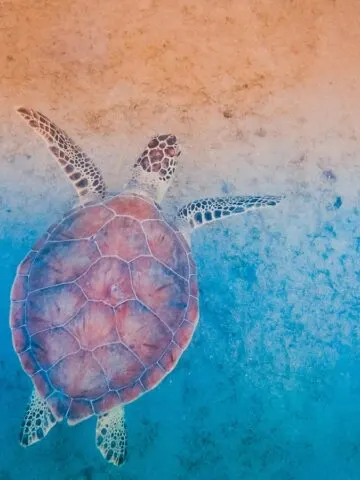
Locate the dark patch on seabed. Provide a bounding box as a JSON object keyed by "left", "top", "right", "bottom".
{"left": 1, "top": 186, "right": 360, "bottom": 480}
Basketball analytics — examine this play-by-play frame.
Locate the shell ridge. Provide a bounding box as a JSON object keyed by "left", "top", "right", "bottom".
{"left": 135, "top": 224, "right": 188, "bottom": 282}
{"left": 91, "top": 352, "right": 111, "bottom": 390}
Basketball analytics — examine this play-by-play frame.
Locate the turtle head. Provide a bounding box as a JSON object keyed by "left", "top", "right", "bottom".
{"left": 126, "top": 134, "right": 181, "bottom": 203}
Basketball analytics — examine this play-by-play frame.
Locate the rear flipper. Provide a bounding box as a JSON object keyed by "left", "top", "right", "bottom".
{"left": 20, "top": 389, "right": 57, "bottom": 447}
{"left": 96, "top": 405, "right": 127, "bottom": 466}
{"left": 177, "top": 195, "right": 284, "bottom": 229}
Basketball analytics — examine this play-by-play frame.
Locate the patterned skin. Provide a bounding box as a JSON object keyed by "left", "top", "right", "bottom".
{"left": 16, "top": 108, "right": 106, "bottom": 199}
{"left": 134, "top": 134, "right": 179, "bottom": 180}
{"left": 10, "top": 194, "right": 198, "bottom": 424}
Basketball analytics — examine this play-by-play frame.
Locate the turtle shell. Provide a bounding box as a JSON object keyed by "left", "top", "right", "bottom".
{"left": 10, "top": 194, "right": 199, "bottom": 425}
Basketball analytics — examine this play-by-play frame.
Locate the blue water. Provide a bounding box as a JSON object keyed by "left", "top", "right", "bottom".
{"left": 1, "top": 183, "right": 360, "bottom": 479}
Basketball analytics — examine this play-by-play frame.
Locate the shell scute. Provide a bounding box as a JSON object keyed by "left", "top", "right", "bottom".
{"left": 119, "top": 381, "right": 144, "bottom": 403}
{"left": 31, "top": 327, "right": 80, "bottom": 370}
{"left": 92, "top": 391, "right": 120, "bottom": 415}
{"left": 12, "top": 326, "right": 30, "bottom": 353}
{"left": 130, "top": 257, "right": 189, "bottom": 331}
{"left": 47, "top": 392, "right": 71, "bottom": 421}
{"left": 11, "top": 275, "right": 28, "bottom": 301}
{"left": 141, "top": 364, "right": 165, "bottom": 390}
{"left": 10, "top": 301, "right": 26, "bottom": 328}
{"left": 29, "top": 239, "right": 100, "bottom": 290}
{"left": 115, "top": 300, "right": 172, "bottom": 364}
{"left": 77, "top": 257, "right": 134, "bottom": 306}
{"left": 67, "top": 302, "right": 118, "bottom": 350}
{"left": 96, "top": 216, "right": 149, "bottom": 261}
{"left": 190, "top": 274, "right": 198, "bottom": 297}
{"left": 48, "top": 350, "right": 107, "bottom": 399}
{"left": 174, "top": 320, "right": 195, "bottom": 349}
{"left": 158, "top": 342, "right": 182, "bottom": 372}
{"left": 27, "top": 283, "right": 86, "bottom": 335}
{"left": 67, "top": 399, "right": 94, "bottom": 425}
{"left": 19, "top": 350, "right": 40, "bottom": 375}
{"left": 142, "top": 219, "right": 189, "bottom": 278}
{"left": 186, "top": 296, "right": 199, "bottom": 325}
{"left": 33, "top": 371, "right": 53, "bottom": 398}
{"left": 93, "top": 343, "right": 144, "bottom": 389}
{"left": 51, "top": 205, "right": 114, "bottom": 241}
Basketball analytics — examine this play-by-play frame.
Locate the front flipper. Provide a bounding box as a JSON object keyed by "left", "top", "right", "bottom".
{"left": 177, "top": 195, "right": 284, "bottom": 229}
{"left": 19, "top": 389, "right": 57, "bottom": 447}
{"left": 96, "top": 405, "right": 127, "bottom": 466}
{"left": 16, "top": 107, "right": 106, "bottom": 202}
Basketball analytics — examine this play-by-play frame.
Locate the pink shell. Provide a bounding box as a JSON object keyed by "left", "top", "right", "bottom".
{"left": 10, "top": 194, "right": 199, "bottom": 424}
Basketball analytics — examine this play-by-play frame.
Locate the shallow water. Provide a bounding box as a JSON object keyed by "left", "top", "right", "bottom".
{"left": 1, "top": 176, "right": 360, "bottom": 479}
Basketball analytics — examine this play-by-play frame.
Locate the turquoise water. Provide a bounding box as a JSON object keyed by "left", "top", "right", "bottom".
{"left": 1, "top": 182, "right": 360, "bottom": 479}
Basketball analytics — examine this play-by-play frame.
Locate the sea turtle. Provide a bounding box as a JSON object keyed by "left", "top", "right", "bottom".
{"left": 10, "top": 107, "right": 283, "bottom": 466}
